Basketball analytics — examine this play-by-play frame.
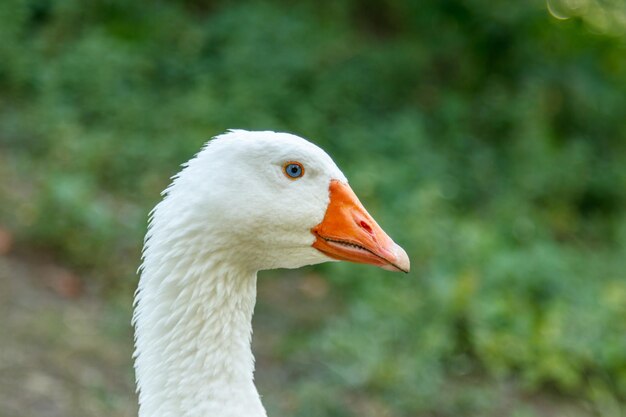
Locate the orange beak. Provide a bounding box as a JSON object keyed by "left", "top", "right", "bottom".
{"left": 311, "top": 180, "right": 410, "bottom": 273}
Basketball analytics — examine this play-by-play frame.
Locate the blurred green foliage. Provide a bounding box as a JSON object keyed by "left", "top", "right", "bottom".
{"left": 1, "top": 0, "right": 625, "bottom": 415}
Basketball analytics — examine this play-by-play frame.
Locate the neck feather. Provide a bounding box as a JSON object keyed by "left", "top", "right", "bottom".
{"left": 134, "top": 236, "right": 266, "bottom": 417}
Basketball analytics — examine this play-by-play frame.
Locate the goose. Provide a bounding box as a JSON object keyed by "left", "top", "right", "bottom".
{"left": 133, "top": 130, "right": 410, "bottom": 417}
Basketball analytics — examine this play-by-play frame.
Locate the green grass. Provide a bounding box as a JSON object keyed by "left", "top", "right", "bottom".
{"left": 1, "top": 0, "right": 625, "bottom": 415}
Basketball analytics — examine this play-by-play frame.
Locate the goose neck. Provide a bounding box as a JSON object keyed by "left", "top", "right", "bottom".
{"left": 134, "top": 256, "right": 266, "bottom": 417}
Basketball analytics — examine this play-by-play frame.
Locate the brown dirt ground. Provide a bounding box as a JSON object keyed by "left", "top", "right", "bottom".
{"left": 0, "top": 256, "right": 136, "bottom": 417}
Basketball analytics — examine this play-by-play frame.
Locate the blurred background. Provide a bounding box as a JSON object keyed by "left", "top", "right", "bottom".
{"left": 1, "top": 0, "right": 625, "bottom": 416}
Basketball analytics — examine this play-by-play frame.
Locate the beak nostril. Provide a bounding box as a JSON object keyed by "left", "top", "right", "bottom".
{"left": 359, "top": 220, "right": 373, "bottom": 234}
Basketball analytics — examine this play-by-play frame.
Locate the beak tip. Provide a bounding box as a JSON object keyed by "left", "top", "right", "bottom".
{"left": 390, "top": 243, "right": 410, "bottom": 273}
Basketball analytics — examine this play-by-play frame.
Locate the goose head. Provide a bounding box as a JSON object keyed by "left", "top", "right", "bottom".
{"left": 158, "top": 129, "right": 409, "bottom": 273}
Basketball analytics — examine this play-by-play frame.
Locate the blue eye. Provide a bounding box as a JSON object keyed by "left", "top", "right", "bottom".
{"left": 283, "top": 162, "right": 304, "bottom": 179}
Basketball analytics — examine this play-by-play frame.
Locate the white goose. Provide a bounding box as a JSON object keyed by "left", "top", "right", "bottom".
{"left": 133, "top": 130, "right": 410, "bottom": 417}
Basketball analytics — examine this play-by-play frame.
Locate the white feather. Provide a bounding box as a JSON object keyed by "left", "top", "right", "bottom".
{"left": 134, "top": 130, "right": 347, "bottom": 417}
